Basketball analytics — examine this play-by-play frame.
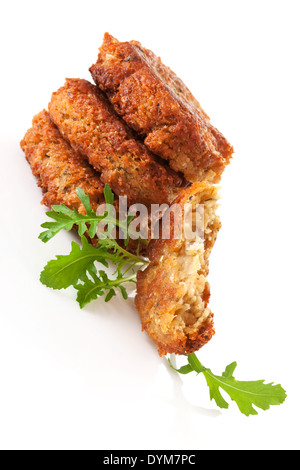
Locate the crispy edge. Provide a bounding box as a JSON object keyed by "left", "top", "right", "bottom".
{"left": 20, "top": 109, "right": 105, "bottom": 213}
{"left": 20, "top": 110, "right": 148, "bottom": 256}
{"left": 135, "top": 182, "right": 220, "bottom": 355}
{"left": 90, "top": 33, "right": 233, "bottom": 183}
{"left": 48, "top": 78, "right": 183, "bottom": 207}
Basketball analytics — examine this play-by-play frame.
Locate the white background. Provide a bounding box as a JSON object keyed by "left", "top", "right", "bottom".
{"left": 0, "top": 0, "right": 299, "bottom": 450}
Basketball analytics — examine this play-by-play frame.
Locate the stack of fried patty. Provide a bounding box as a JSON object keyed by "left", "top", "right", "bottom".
{"left": 21, "top": 33, "right": 233, "bottom": 356}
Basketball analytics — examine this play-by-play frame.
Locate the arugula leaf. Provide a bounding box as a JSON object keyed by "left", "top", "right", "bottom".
{"left": 40, "top": 233, "right": 147, "bottom": 292}
{"left": 96, "top": 237, "right": 147, "bottom": 272}
{"left": 169, "top": 363, "right": 193, "bottom": 375}
{"left": 103, "top": 183, "right": 114, "bottom": 207}
{"left": 39, "top": 206, "right": 101, "bottom": 243}
{"left": 39, "top": 185, "right": 148, "bottom": 246}
{"left": 40, "top": 236, "right": 114, "bottom": 289}
{"left": 38, "top": 186, "right": 286, "bottom": 417}
{"left": 76, "top": 187, "right": 95, "bottom": 217}
{"left": 75, "top": 270, "right": 136, "bottom": 308}
{"left": 169, "top": 353, "right": 287, "bottom": 416}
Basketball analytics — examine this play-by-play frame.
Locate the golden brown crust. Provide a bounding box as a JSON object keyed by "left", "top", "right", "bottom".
{"left": 48, "top": 78, "right": 183, "bottom": 207}
{"left": 136, "top": 258, "right": 215, "bottom": 356}
{"left": 135, "top": 182, "right": 220, "bottom": 356}
{"left": 20, "top": 110, "right": 148, "bottom": 256}
{"left": 90, "top": 33, "right": 233, "bottom": 183}
{"left": 20, "top": 110, "right": 105, "bottom": 213}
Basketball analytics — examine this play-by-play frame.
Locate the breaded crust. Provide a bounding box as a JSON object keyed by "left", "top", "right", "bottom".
{"left": 48, "top": 78, "right": 183, "bottom": 207}
{"left": 20, "top": 110, "right": 105, "bottom": 213}
{"left": 135, "top": 183, "right": 221, "bottom": 356}
{"left": 90, "top": 33, "right": 233, "bottom": 183}
{"left": 20, "top": 110, "right": 148, "bottom": 255}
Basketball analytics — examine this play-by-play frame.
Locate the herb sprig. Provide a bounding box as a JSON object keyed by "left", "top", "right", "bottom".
{"left": 39, "top": 185, "right": 148, "bottom": 307}
{"left": 38, "top": 186, "right": 287, "bottom": 416}
{"left": 39, "top": 185, "right": 147, "bottom": 245}
{"left": 169, "top": 354, "right": 287, "bottom": 416}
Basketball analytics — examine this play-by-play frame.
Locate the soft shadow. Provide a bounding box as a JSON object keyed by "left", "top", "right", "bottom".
{"left": 160, "top": 355, "right": 221, "bottom": 442}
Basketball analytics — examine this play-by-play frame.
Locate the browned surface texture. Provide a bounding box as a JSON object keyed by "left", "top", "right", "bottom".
{"left": 135, "top": 182, "right": 221, "bottom": 356}
{"left": 20, "top": 110, "right": 105, "bottom": 213}
{"left": 20, "top": 110, "right": 148, "bottom": 255}
{"left": 48, "top": 78, "right": 183, "bottom": 207}
{"left": 90, "top": 33, "right": 233, "bottom": 183}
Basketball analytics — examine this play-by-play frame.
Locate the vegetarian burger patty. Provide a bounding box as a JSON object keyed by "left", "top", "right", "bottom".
{"left": 20, "top": 110, "right": 105, "bottom": 213}
{"left": 135, "top": 182, "right": 221, "bottom": 356}
{"left": 48, "top": 78, "right": 183, "bottom": 207}
{"left": 90, "top": 33, "right": 233, "bottom": 184}
{"left": 21, "top": 110, "right": 149, "bottom": 255}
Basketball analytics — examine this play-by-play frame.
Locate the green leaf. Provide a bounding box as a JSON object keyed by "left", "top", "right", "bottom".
{"left": 118, "top": 285, "right": 128, "bottom": 300}
{"left": 39, "top": 209, "right": 77, "bottom": 242}
{"left": 103, "top": 183, "right": 114, "bottom": 206}
{"left": 168, "top": 359, "right": 193, "bottom": 375}
{"left": 202, "top": 369, "right": 287, "bottom": 416}
{"left": 40, "top": 236, "right": 114, "bottom": 289}
{"left": 222, "top": 362, "right": 237, "bottom": 378}
{"left": 76, "top": 187, "right": 95, "bottom": 217}
{"left": 201, "top": 368, "right": 231, "bottom": 410}
{"left": 39, "top": 207, "right": 99, "bottom": 243}
{"left": 74, "top": 270, "right": 136, "bottom": 308}
{"left": 75, "top": 276, "right": 105, "bottom": 308}
{"left": 188, "top": 353, "right": 206, "bottom": 374}
{"left": 105, "top": 289, "right": 116, "bottom": 303}
{"left": 169, "top": 354, "right": 287, "bottom": 416}
{"left": 39, "top": 186, "right": 149, "bottom": 308}
{"left": 39, "top": 187, "right": 148, "bottom": 247}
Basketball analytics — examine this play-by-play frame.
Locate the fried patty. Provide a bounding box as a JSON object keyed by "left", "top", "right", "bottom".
{"left": 48, "top": 78, "right": 183, "bottom": 207}
{"left": 90, "top": 33, "right": 233, "bottom": 184}
{"left": 21, "top": 110, "right": 149, "bottom": 255}
{"left": 135, "top": 182, "right": 221, "bottom": 356}
{"left": 20, "top": 110, "right": 105, "bottom": 213}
